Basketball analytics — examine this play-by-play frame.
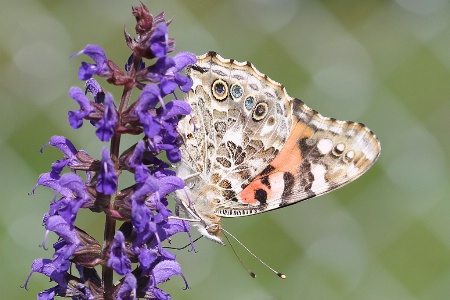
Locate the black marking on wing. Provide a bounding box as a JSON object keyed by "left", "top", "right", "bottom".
{"left": 255, "top": 189, "right": 267, "bottom": 204}
{"left": 281, "top": 172, "right": 295, "bottom": 198}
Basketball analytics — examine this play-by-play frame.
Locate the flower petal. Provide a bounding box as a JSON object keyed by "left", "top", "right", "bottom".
{"left": 128, "top": 140, "right": 149, "bottom": 183}
{"left": 150, "top": 23, "right": 169, "bottom": 58}
{"left": 117, "top": 273, "right": 137, "bottom": 300}
{"left": 96, "top": 147, "right": 118, "bottom": 195}
{"left": 72, "top": 44, "right": 110, "bottom": 80}
{"left": 161, "top": 100, "right": 191, "bottom": 119}
{"left": 138, "top": 248, "right": 158, "bottom": 273}
{"left": 68, "top": 87, "right": 94, "bottom": 129}
{"left": 108, "top": 231, "right": 131, "bottom": 276}
{"left": 152, "top": 260, "right": 182, "bottom": 286}
{"left": 28, "top": 258, "right": 66, "bottom": 287}
{"left": 173, "top": 52, "right": 197, "bottom": 70}
{"left": 95, "top": 93, "right": 117, "bottom": 142}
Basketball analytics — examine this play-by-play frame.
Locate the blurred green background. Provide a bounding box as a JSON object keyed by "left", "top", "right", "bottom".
{"left": 2, "top": 0, "right": 449, "bottom": 299}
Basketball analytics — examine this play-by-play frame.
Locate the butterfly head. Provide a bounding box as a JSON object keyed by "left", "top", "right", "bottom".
{"left": 194, "top": 222, "right": 224, "bottom": 245}
{"left": 175, "top": 182, "right": 225, "bottom": 245}
{"left": 191, "top": 185, "right": 226, "bottom": 244}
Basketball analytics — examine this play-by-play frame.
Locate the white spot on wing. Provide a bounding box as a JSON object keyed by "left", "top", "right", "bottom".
{"left": 335, "top": 143, "right": 345, "bottom": 153}
{"left": 346, "top": 150, "right": 355, "bottom": 160}
{"left": 317, "top": 138, "right": 333, "bottom": 154}
{"left": 268, "top": 172, "right": 285, "bottom": 200}
{"left": 310, "top": 164, "right": 328, "bottom": 193}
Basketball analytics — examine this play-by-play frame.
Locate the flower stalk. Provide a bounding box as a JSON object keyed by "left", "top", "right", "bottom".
{"left": 25, "top": 4, "right": 195, "bottom": 300}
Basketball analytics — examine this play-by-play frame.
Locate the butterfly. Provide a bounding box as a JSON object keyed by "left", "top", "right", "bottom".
{"left": 175, "top": 51, "right": 380, "bottom": 245}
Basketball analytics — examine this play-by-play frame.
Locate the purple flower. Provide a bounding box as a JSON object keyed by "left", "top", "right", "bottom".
{"left": 25, "top": 258, "right": 93, "bottom": 300}
{"left": 138, "top": 248, "right": 158, "bottom": 273}
{"left": 131, "top": 176, "right": 159, "bottom": 244}
{"left": 40, "top": 136, "right": 79, "bottom": 178}
{"left": 134, "top": 84, "right": 191, "bottom": 163}
{"left": 146, "top": 57, "right": 175, "bottom": 86}
{"left": 25, "top": 259, "right": 66, "bottom": 289}
{"left": 41, "top": 136, "right": 78, "bottom": 160}
{"left": 45, "top": 215, "right": 80, "bottom": 272}
{"left": 130, "top": 173, "right": 186, "bottom": 256}
{"left": 117, "top": 273, "right": 137, "bottom": 300}
{"left": 70, "top": 79, "right": 118, "bottom": 141}
{"left": 38, "top": 173, "right": 91, "bottom": 224}
{"left": 135, "top": 84, "right": 164, "bottom": 138}
{"left": 151, "top": 175, "right": 185, "bottom": 202}
{"left": 95, "top": 93, "right": 117, "bottom": 142}
{"left": 72, "top": 44, "right": 110, "bottom": 80}
{"left": 153, "top": 220, "right": 190, "bottom": 251}
{"left": 160, "top": 100, "right": 192, "bottom": 121}
{"left": 146, "top": 260, "right": 188, "bottom": 300}
{"left": 96, "top": 147, "right": 118, "bottom": 195}
{"left": 150, "top": 23, "right": 170, "bottom": 58}
{"left": 147, "top": 52, "right": 196, "bottom": 95}
{"left": 37, "top": 286, "right": 58, "bottom": 300}
{"left": 150, "top": 100, "right": 191, "bottom": 163}
{"left": 108, "top": 231, "right": 131, "bottom": 276}
{"left": 160, "top": 52, "right": 196, "bottom": 94}
{"left": 68, "top": 87, "right": 95, "bottom": 129}
{"left": 127, "top": 140, "right": 150, "bottom": 183}
{"left": 36, "top": 137, "right": 95, "bottom": 209}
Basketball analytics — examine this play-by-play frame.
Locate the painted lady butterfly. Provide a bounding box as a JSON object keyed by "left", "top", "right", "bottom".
{"left": 175, "top": 52, "right": 380, "bottom": 245}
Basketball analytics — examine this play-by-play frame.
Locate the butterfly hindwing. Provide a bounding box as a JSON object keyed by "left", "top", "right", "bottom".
{"left": 224, "top": 98, "right": 380, "bottom": 216}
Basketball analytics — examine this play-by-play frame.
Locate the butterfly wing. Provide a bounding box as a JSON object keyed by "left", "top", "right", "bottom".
{"left": 216, "top": 97, "right": 380, "bottom": 216}
{"left": 176, "top": 52, "right": 380, "bottom": 219}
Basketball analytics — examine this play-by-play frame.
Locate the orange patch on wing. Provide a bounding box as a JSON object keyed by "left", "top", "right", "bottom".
{"left": 239, "top": 120, "right": 313, "bottom": 204}
{"left": 269, "top": 121, "right": 312, "bottom": 173}
{"left": 240, "top": 181, "right": 271, "bottom": 204}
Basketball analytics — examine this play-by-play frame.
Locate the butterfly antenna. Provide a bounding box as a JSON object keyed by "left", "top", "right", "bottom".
{"left": 222, "top": 230, "right": 256, "bottom": 278}
{"left": 222, "top": 228, "right": 286, "bottom": 279}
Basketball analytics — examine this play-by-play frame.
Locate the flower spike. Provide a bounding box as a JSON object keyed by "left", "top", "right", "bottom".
{"left": 27, "top": 3, "right": 196, "bottom": 299}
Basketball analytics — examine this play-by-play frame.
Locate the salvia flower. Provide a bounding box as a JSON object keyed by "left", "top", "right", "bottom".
{"left": 145, "top": 52, "right": 195, "bottom": 95}
{"left": 108, "top": 231, "right": 131, "bottom": 276}
{"left": 26, "top": 3, "right": 195, "bottom": 300}
{"left": 95, "top": 93, "right": 118, "bottom": 142}
{"left": 72, "top": 44, "right": 111, "bottom": 80}
{"left": 68, "top": 87, "right": 95, "bottom": 129}
{"left": 97, "top": 147, "right": 118, "bottom": 195}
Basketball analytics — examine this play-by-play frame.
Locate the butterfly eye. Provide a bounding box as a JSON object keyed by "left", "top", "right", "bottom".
{"left": 252, "top": 102, "right": 269, "bottom": 121}
{"left": 212, "top": 79, "right": 228, "bottom": 101}
{"left": 230, "top": 84, "right": 243, "bottom": 99}
{"left": 244, "top": 96, "right": 255, "bottom": 110}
